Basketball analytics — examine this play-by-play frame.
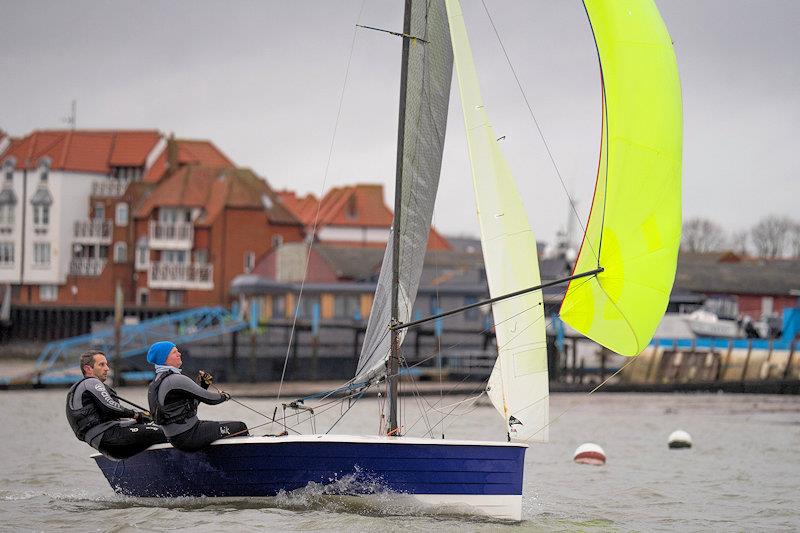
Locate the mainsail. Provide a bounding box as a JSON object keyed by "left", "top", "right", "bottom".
{"left": 445, "top": 0, "right": 549, "bottom": 442}
{"left": 355, "top": 0, "right": 453, "bottom": 383}
{"left": 561, "top": 0, "right": 683, "bottom": 356}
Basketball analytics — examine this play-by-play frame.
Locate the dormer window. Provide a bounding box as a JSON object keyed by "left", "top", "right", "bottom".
{"left": 31, "top": 187, "right": 53, "bottom": 231}
{"left": 346, "top": 195, "right": 357, "bottom": 219}
{"left": 37, "top": 157, "right": 51, "bottom": 182}
{"left": 2, "top": 158, "right": 15, "bottom": 183}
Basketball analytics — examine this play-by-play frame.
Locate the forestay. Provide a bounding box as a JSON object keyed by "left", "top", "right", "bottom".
{"left": 355, "top": 0, "right": 454, "bottom": 383}
{"left": 445, "top": 0, "right": 549, "bottom": 442}
{"left": 561, "top": 0, "right": 683, "bottom": 356}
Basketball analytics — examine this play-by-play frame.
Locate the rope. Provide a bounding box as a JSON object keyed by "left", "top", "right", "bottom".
{"left": 275, "top": 0, "right": 368, "bottom": 404}
{"left": 479, "top": 0, "right": 597, "bottom": 264}
{"left": 523, "top": 355, "right": 641, "bottom": 442}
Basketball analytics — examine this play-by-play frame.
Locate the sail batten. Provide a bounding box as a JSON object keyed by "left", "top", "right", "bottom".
{"left": 355, "top": 0, "right": 454, "bottom": 384}
{"left": 561, "top": 0, "right": 683, "bottom": 357}
{"left": 445, "top": 0, "right": 549, "bottom": 442}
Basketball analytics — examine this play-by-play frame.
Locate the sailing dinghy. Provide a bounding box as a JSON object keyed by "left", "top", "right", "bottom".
{"left": 93, "top": 0, "right": 681, "bottom": 521}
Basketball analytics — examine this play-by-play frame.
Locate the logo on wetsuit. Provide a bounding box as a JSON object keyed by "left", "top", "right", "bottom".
{"left": 219, "top": 425, "right": 230, "bottom": 435}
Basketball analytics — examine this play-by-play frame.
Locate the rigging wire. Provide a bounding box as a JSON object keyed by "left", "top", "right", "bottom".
{"left": 275, "top": 0, "right": 368, "bottom": 407}
{"left": 478, "top": 0, "right": 599, "bottom": 265}
{"left": 524, "top": 355, "right": 642, "bottom": 443}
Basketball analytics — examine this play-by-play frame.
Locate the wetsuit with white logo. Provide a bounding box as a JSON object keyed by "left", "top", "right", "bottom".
{"left": 66, "top": 377, "right": 167, "bottom": 459}
{"left": 148, "top": 369, "right": 248, "bottom": 452}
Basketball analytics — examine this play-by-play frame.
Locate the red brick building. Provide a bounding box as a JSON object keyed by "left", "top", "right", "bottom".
{"left": 278, "top": 184, "right": 451, "bottom": 250}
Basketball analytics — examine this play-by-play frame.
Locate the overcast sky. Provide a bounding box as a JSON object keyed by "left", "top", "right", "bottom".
{"left": 1, "top": 1, "right": 797, "bottom": 247}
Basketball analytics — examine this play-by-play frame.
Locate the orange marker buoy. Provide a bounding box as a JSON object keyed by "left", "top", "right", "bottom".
{"left": 573, "top": 443, "right": 606, "bottom": 465}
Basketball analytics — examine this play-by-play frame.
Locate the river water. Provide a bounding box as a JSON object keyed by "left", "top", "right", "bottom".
{"left": 1, "top": 389, "right": 798, "bottom": 532}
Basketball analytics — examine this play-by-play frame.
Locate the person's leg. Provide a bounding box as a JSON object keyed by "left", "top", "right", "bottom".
{"left": 169, "top": 420, "right": 248, "bottom": 452}
{"left": 99, "top": 424, "right": 168, "bottom": 459}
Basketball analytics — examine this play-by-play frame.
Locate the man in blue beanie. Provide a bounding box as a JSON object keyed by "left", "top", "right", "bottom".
{"left": 146, "top": 341, "right": 248, "bottom": 452}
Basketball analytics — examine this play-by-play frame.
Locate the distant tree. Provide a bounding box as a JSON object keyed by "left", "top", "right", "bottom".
{"left": 681, "top": 217, "right": 727, "bottom": 253}
{"left": 729, "top": 230, "right": 749, "bottom": 256}
{"left": 750, "top": 215, "right": 793, "bottom": 258}
{"left": 789, "top": 221, "right": 800, "bottom": 258}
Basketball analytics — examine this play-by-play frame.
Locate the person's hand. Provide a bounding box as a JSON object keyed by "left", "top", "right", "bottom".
{"left": 198, "top": 370, "right": 214, "bottom": 388}
{"left": 134, "top": 411, "right": 152, "bottom": 423}
{"left": 220, "top": 391, "right": 231, "bottom": 401}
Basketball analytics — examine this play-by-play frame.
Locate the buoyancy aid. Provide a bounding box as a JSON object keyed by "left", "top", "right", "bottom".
{"left": 148, "top": 371, "right": 196, "bottom": 426}
{"left": 65, "top": 378, "right": 103, "bottom": 442}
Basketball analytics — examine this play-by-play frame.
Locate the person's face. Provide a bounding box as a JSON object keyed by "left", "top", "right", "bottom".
{"left": 165, "top": 346, "right": 182, "bottom": 368}
{"left": 85, "top": 354, "right": 110, "bottom": 382}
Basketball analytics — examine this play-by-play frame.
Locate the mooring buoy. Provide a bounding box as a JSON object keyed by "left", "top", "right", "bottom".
{"left": 668, "top": 430, "right": 692, "bottom": 449}
{"left": 573, "top": 443, "right": 606, "bottom": 465}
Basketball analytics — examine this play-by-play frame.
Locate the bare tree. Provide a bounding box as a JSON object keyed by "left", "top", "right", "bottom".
{"left": 750, "top": 215, "right": 793, "bottom": 258}
{"left": 729, "top": 230, "right": 749, "bottom": 256}
{"left": 789, "top": 221, "right": 800, "bottom": 258}
{"left": 681, "top": 217, "right": 727, "bottom": 253}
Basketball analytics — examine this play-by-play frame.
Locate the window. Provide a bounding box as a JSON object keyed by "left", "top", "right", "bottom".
{"left": 135, "top": 240, "right": 149, "bottom": 270}
{"left": 113, "top": 242, "right": 127, "bottom": 263}
{"left": 272, "top": 294, "right": 286, "bottom": 319}
{"left": 167, "top": 290, "right": 184, "bottom": 307}
{"left": 464, "top": 296, "right": 480, "bottom": 321}
{"left": 2, "top": 158, "right": 14, "bottom": 182}
{"left": 94, "top": 202, "right": 105, "bottom": 220}
{"left": 244, "top": 251, "right": 255, "bottom": 273}
{"left": 163, "top": 250, "right": 187, "bottom": 263}
{"left": 38, "top": 157, "right": 51, "bottom": 182}
{"left": 115, "top": 202, "right": 129, "bottom": 226}
{"left": 272, "top": 234, "right": 283, "bottom": 249}
{"left": 33, "top": 243, "right": 50, "bottom": 266}
{"left": 194, "top": 249, "right": 208, "bottom": 265}
{"left": 0, "top": 242, "right": 13, "bottom": 265}
{"left": 33, "top": 204, "right": 49, "bottom": 225}
{"left": 40, "top": 285, "right": 58, "bottom": 301}
{"left": 136, "top": 288, "right": 149, "bottom": 306}
{"left": 299, "top": 295, "right": 320, "bottom": 318}
{"left": 334, "top": 294, "right": 359, "bottom": 318}
{"left": 0, "top": 204, "right": 14, "bottom": 225}
{"left": 99, "top": 245, "right": 109, "bottom": 259}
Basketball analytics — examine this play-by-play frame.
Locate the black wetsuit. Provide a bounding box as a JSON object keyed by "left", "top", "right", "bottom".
{"left": 148, "top": 369, "right": 248, "bottom": 452}
{"left": 66, "top": 377, "right": 167, "bottom": 460}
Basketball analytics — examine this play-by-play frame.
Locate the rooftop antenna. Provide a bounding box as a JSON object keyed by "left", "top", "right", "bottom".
{"left": 62, "top": 100, "right": 77, "bottom": 129}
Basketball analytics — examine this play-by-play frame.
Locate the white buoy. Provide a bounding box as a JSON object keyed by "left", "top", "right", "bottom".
{"left": 668, "top": 430, "right": 692, "bottom": 449}
{"left": 573, "top": 443, "right": 606, "bottom": 465}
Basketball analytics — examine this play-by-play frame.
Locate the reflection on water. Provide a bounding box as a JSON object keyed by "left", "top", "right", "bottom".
{"left": 2, "top": 390, "right": 799, "bottom": 531}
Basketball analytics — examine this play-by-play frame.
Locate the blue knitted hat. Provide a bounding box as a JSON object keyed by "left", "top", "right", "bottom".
{"left": 147, "top": 341, "right": 176, "bottom": 365}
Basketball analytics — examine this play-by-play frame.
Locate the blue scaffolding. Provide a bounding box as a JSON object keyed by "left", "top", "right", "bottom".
{"left": 27, "top": 306, "right": 246, "bottom": 385}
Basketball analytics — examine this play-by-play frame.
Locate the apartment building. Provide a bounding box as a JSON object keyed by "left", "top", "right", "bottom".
{"left": 0, "top": 129, "right": 163, "bottom": 303}
{"left": 0, "top": 129, "right": 303, "bottom": 308}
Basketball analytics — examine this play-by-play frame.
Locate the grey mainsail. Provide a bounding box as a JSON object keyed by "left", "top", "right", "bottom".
{"left": 354, "top": 0, "right": 453, "bottom": 383}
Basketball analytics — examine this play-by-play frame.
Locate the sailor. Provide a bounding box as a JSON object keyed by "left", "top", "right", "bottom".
{"left": 146, "top": 341, "right": 248, "bottom": 452}
{"left": 66, "top": 350, "right": 168, "bottom": 459}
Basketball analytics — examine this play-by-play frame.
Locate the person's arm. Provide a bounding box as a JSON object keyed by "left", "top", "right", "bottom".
{"left": 86, "top": 379, "right": 137, "bottom": 419}
{"left": 166, "top": 374, "right": 228, "bottom": 405}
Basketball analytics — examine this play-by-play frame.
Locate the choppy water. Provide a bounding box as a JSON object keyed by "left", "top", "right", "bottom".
{"left": 1, "top": 389, "right": 798, "bottom": 532}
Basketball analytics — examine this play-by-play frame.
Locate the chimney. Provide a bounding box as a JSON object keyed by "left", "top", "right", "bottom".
{"left": 166, "top": 133, "right": 178, "bottom": 171}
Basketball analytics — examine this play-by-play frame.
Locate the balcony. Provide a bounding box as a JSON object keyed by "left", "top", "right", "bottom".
{"left": 69, "top": 258, "right": 107, "bottom": 277}
{"left": 73, "top": 220, "right": 112, "bottom": 244}
{"left": 149, "top": 221, "right": 193, "bottom": 250}
{"left": 92, "top": 179, "right": 129, "bottom": 198}
{"left": 149, "top": 262, "right": 213, "bottom": 290}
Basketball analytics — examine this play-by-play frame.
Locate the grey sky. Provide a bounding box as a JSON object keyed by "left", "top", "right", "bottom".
{"left": 1, "top": 1, "right": 797, "bottom": 247}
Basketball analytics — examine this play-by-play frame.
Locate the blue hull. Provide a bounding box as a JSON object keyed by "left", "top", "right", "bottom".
{"left": 93, "top": 435, "right": 526, "bottom": 500}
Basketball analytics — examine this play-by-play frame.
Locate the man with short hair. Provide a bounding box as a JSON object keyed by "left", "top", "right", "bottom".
{"left": 66, "top": 350, "right": 167, "bottom": 459}
{"left": 147, "top": 341, "right": 248, "bottom": 452}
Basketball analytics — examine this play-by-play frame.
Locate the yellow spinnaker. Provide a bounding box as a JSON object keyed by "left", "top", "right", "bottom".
{"left": 560, "top": 0, "right": 683, "bottom": 356}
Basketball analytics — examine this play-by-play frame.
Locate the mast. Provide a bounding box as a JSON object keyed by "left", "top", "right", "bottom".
{"left": 387, "top": 0, "right": 413, "bottom": 437}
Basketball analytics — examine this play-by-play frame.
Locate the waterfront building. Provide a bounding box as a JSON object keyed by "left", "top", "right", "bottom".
{"left": 278, "top": 184, "right": 451, "bottom": 250}
{"left": 0, "top": 129, "right": 303, "bottom": 312}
